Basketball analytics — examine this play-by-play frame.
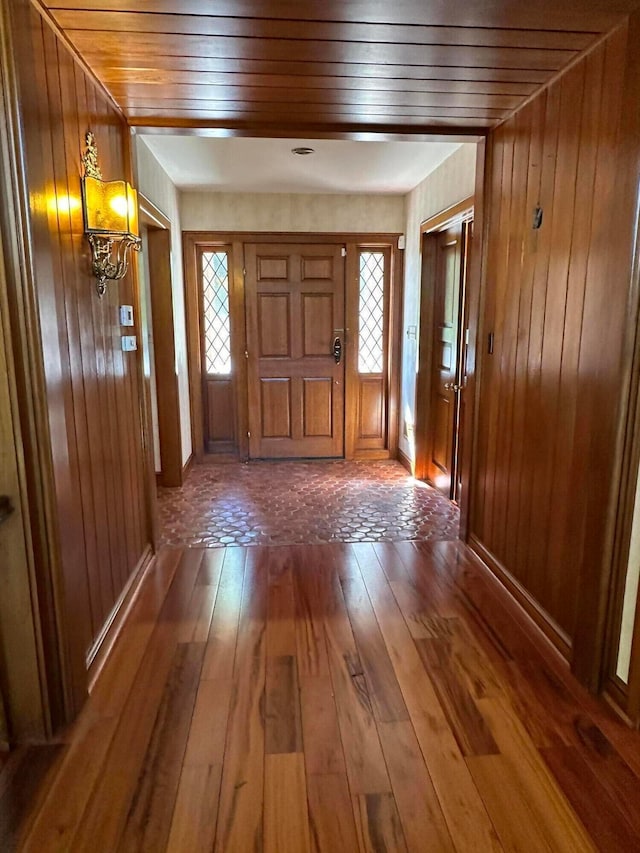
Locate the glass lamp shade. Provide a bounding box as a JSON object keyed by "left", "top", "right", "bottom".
{"left": 82, "top": 176, "right": 140, "bottom": 238}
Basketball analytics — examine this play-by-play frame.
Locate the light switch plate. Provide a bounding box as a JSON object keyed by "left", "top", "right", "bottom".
{"left": 120, "top": 305, "right": 134, "bottom": 326}
{"left": 121, "top": 335, "right": 137, "bottom": 352}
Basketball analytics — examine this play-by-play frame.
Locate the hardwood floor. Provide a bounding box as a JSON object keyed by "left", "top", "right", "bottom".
{"left": 4, "top": 540, "right": 640, "bottom": 851}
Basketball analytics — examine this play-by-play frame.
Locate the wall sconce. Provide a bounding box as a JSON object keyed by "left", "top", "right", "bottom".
{"left": 81, "top": 131, "right": 140, "bottom": 297}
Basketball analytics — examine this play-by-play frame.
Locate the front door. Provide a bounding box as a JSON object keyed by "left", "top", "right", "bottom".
{"left": 245, "top": 242, "right": 345, "bottom": 458}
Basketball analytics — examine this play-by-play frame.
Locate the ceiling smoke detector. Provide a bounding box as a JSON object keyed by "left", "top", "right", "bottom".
{"left": 291, "top": 147, "right": 315, "bottom": 156}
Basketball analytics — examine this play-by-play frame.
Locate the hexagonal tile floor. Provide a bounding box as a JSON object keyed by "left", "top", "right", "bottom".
{"left": 158, "top": 459, "right": 459, "bottom": 547}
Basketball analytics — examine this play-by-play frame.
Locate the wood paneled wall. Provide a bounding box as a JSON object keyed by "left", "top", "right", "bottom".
{"left": 9, "top": 0, "right": 152, "bottom": 712}
{"left": 470, "top": 22, "right": 640, "bottom": 684}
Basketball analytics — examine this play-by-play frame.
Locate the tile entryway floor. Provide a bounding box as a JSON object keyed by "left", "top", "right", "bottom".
{"left": 158, "top": 459, "right": 459, "bottom": 547}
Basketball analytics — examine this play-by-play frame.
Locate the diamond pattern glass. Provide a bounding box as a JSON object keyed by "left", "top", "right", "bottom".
{"left": 202, "top": 251, "right": 231, "bottom": 375}
{"left": 358, "top": 251, "right": 385, "bottom": 374}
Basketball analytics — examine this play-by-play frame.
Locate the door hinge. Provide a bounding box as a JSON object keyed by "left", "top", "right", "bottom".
{"left": 244, "top": 350, "right": 249, "bottom": 359}
{"left": 341, "top": 247, "right": 347, "bottom": 257}
{"left": 247, "top": 431, "right": 251, "bottom": 438}
{"left": 243, "top": 267, "right": 246, "bottom": 277}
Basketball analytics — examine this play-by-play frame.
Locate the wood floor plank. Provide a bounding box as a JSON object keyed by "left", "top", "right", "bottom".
{"left": 0, "top": 745, "right": 64, "bottom": 851}
{"left": 166, "top": 764, "right": 222, "bottom": 853}
{"left": 353, "top": 792, "right": 409, "bottom": 853}
{"left": 267, "top": 546, "right": 297, "bottom": 656}
{"left": 13, "top": 540, "right": 640, "bottom": 853}
{"left": 265, "top": 655, "right": 303, "bottom": 754}
{"left": 87, "top": 548, "right": 182, "bottom": 718}
{"left": 476, "top": 696, "right": 594, "bottom": 851}
{"left": 68, "top": 622, "right": 181, "bottom": 851}
{"left": 183, "top": 677, "right": 233, "bottom": 767}
{"left": 201, "top": 546, "right": 246, "bottom": 682}
{"left": 117, "top": 642, "right": 206, "bottom": 852}
{"left": 21, "top": 716, "right": 118, "bottom": 852}
{"left": 177, "top": 582, "right": 218, "bottom": 643}
{"left": 378, "top": 720, "right": 455, "bottom": 853}
{"left": 339, "top": 571, "right": 409, "bottom": 724}
{"left": 214, "top": 548, "right": 267, "bottom": 853}
{"left": 541, "top": 745, "right": 638, "bottom": 852}
{"left": 264, "top": 753, "right": 311, "bottom": 853}
{"left": 300, "top": 675, "right": 347, "bottom": 776}
{"left": 415, "top": 637, "right": 499, "bottom": 756}
{"left": 307, "top": 773, "right": 360, "bottom": 853}
{"left": 324, "top": 561, "right": 391, "bottom": 796}
{"left": 196, "top": 546, "right": 225, "bottom": 585}
{"left": 294, "top": 545, "right": 331, "bottom": 677}
{"left": 351, "top": 543, "right": 502, "bottom": 851}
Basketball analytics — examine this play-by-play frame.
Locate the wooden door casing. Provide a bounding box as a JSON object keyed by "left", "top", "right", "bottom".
{"left": 427, "top": 224, "right": 463, "bottom": 496}
{"left": 245, "top": 242, "right": 345, "bottom": 458}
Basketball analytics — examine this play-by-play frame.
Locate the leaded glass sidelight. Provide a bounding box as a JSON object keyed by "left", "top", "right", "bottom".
{"left": 358, "top": 251, "right": 385, "bottom": 373}
{"left": 202, "top": 251, "right": 231, "bottom": 375}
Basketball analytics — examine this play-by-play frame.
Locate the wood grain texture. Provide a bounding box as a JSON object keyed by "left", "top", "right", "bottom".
{"left": 32, "top": 0, "right": 629, "bottom": 134}
{"left": 469, "top": 22, "right": 640, "bottom": 689}
{"left": 9, "top": 0, "right": 152, "bottom": 717}
{"left": 6, "top": 541, "right": 640, "bottom": 850}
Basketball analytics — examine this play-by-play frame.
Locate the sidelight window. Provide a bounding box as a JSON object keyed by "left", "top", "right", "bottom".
{"left": 201, "top": 250, "right": 231, "bottom": 375}
{"left": 358, "top": 251, "right": 385, "bottom": 374}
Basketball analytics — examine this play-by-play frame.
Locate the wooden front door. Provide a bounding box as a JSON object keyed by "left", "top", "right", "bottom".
{"left": 427, "top": 224, "right": 465, "bottom": 497}
{"left": 245, "top": 242, "right": 345, "bottom": 458}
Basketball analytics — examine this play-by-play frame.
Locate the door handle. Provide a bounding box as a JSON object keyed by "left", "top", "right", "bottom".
{"left": 444, "top": 382, "right": 461, "bottom": 392}
{"left": 333, "top": 337, "right": 342, "bottom": 364}
{"left": 0, "top": 496, "right": 14, "bottom": 527}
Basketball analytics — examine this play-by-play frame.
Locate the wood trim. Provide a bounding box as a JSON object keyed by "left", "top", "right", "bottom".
{"left": 420, "top": 196, "right": 474, "bottom": 235}
{"left": 397, "top": 446, "right": 413, "bottom": 475}
{"left": 183, "top": 232, "right": 206, "bottom": 461}
{"left": 469, "top": 534, "right": 572, "bottom": 660}
{"left": 388, "top": 243, "right": 404, "bottom": 457}
{"left": 139, "top": 193, "right": 171, "bottom": 231}
{"left": 414, "top": 198, "right": 475, "bottom": 487}
{"left": 183, "top": 231, "right": 402, "bottom": 245}
{"left": 86, "top": 544, "right": 154, "bottom": 690}
{"left": 124, "top": 130, "right": 159, "bottom": 554}
{"left": 230, "top": 240, "right": 249, "bottom": 460}
{"left": 460, "top": 144, "right": 487, "bottom": 541}
{"left": 182, "top": 452, "right": 194, "bottom": 479}
{"left": 148, "top": 228, "right": 183, "bottom": 487}
{"left": 344, "top": 242, "right": 359, "bottom": 460}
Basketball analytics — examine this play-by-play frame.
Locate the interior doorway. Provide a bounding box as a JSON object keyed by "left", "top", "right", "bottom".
{"left": 415, "top": 199, "right": 474, "bottom": 503}
{"left": 184, "top": 232, "right": 403, "bottom": 463}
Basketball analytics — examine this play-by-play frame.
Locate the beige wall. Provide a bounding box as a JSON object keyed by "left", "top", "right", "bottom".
{"left": 399, "top": 144, "right": 477, "bottom": 462}
{"left": 180, "top": 191, "right": 405, "bottom": 234}
{"left": 136, "top": 138, "right": 192, "bottom": 466}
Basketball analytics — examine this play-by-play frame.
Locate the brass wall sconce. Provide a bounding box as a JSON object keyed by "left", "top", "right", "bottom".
{"left": 81, "top": 131, "right": 140, "bottom": 297}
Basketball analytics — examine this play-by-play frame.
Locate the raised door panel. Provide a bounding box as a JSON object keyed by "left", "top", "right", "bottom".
{"left": 207, "top": 380, "right": 234, "bottom": 442}
{"left": 303, "top": 378, "right": 333, "bottom": 437}
{"left": 258, "top": 293, "right": 291, "bottom": 357}
{"left": 261, "top": 378, "right": 292, "bottom": 438}
{"left": 358, "top": 377, "right": 384, "bottom": 440}
{"left": 303, "top": 293, "right": 334, "bottom": 357}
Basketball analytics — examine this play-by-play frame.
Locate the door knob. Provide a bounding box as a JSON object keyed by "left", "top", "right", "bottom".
{"left": 444, "top": 382, "right": 460, "bottom": 392}
{"left": 333, "top": 337, "right": 342, "bottom": 364}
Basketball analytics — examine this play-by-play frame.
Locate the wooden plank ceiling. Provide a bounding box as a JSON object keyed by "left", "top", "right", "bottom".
{"left": 37, "top": 0, "right": 640, "bottom": 138}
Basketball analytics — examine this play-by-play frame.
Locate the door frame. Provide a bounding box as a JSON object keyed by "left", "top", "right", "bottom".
{"left": 138, "top": 194, "right": 185, "bottom": 487}
{"left": 183, "top": 231, "right": 403, "bottom": 462}
{"left": 414, "top": 198, "right": 474, "bottom": 497}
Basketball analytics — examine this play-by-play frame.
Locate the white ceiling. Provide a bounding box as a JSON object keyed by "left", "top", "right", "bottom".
{"left": 139, "top": 135, "right": 464, "bottom": 195}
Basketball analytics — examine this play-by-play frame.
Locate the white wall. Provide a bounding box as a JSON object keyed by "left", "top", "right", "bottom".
{"left": 180, "top": 192, "right": 405, "bottom": 234}
{"left": 136, "top": 137, "right": 192, "bottom": 467}
{"left": 399, "top": 144, "right": 477, "bottom": 463}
